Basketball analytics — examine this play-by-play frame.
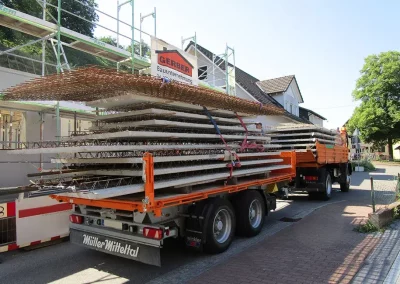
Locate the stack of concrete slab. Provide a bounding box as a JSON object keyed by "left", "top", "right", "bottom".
{"left": 7, "top": 94, "right": 290, "bottom": 200}
{"left": 267, "top": 123, "right": 342, "bottom": 152}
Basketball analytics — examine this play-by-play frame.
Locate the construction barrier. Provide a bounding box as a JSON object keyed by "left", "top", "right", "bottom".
{"left": 0, "top": 201, "right": 17, "bottom": 251}
{"left": 0, "top": 196, "right": 72, "bottom": 253}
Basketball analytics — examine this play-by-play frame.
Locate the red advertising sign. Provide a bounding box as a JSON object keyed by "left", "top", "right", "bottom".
{"left": 156, "top": 50, "right": 193, "bottom": 77}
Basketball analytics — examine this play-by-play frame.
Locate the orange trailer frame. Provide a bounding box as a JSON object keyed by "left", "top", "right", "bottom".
{"left": 295, "top": 141, "right": 349, "bottom": 168}
{"left": 51, "top": 152, "right": 296, "bottom": 217}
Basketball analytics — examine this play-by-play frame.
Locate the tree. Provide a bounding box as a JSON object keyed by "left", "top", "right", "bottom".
{"left": 0, "top": 0, "right": 98, "bottom": 39}
{"left": 348, "top": 51, "right": 400, "bottom": 160}
{"left": 126, "top": 40, "right": 151, "bottom": 57}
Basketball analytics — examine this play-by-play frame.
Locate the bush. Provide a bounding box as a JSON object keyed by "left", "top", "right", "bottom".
{"left": 351, "top": 160, "right": 376, "bottom": 171}
{"left": 355, "top": 221, "right": 379, "bottom": 233}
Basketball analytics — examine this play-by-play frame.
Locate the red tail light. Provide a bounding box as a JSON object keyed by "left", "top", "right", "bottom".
{"left": 70, "top": 214, "right": 84, "bottom": 224}
{"left": 304, "top": 176, "right": 318, "bottom": 181}
{"left": 143, "top": 227, "right": 163, "bottom": 240}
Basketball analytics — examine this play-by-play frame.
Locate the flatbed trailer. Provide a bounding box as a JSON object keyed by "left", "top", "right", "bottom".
{"left": 2, "top": 66, "right": 295, "bottom": 266}
{"left": 289, "top": 139, "right": 352, "bottom": 200}
{"left": 51, "top": 151, "right": 296, "bottom": 266}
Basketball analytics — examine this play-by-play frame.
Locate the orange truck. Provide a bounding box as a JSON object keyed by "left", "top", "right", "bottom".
{"left": 286, "top": 128, "right": 352, "bottom": 200}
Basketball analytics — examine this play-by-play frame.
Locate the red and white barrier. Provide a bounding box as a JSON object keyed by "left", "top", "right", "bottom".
{"left": 0, "top": 196, "right": 72, "bottom": 252}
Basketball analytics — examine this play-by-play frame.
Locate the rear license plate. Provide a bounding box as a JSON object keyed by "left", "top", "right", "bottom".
{"left": 70, "top": 229, "right": 161, "bottom": 266}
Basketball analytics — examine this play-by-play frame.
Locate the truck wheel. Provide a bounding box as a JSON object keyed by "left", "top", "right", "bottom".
{"left": 203, "top": 198, "right": 236, "bottom": 254}
{"left": 321, "top": 172, "right": 332, "bottom": 200}
{"left": 233, "top": 190, "right": 265, "bottom": 237}
{"left": 340, "top": 175, "right": 351, "bottom": 192}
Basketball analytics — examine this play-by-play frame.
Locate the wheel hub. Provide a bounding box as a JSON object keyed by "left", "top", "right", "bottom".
{"left": 216, "top": 220, "right": 223, "bottom": 231}
{"left": 250, "top": 209, "right": 256, "bottom": 219}
{"left": 248, "top": 199, "right": 262, "bottom": 228}
{"left": 213, "top": 209, "right": 232, "bottom": 244}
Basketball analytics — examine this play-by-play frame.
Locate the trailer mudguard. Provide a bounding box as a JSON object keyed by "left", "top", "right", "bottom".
{"left": 70, "top": 228, "right": 161, "bottom": 266}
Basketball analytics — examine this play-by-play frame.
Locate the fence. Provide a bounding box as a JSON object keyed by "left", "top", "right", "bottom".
{"left": 370, "top": 174, "right": 400, "bottom": 212}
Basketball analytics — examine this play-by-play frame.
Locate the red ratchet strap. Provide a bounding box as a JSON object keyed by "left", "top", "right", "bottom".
{"left": 203, "top": 107, "right": 241, "bottom": 178}
{"left": 235, "top": 113, "right": 265, "bottom": 152}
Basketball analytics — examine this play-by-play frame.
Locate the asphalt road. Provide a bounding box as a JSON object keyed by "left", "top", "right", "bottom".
{"left": 0, "top": 165, "right": 398, "bottom": 284}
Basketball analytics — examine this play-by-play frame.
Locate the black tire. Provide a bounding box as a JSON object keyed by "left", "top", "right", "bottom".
{"left": 340, "top": 176, "right": 351, "bottom": 192}
{"left": 340, "top": 164, "right": 351, "bottom": 192}
{"left": 203, "top": 198, "right": 236, "bottom": 254}
{"left": 308, "top": 192, "right": 319, "bottom": 200}
{"left": 320, "top": 171, "right": 332, "bottom": 201}
{"left": 233, "top": 190, "right": 266, "bottom": 237}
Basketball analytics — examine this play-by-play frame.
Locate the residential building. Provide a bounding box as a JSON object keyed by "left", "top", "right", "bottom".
{"left": 256, "top": 75, "right": 303, "bottom": 117}
{"left": 185, "top": 43, "right": 309, "bottom": 128}
{"left": 186, "top": 42, "right": 326, "bottom": 128}
{"left": 0, "top": 67, "right": 94, "bottom": 187}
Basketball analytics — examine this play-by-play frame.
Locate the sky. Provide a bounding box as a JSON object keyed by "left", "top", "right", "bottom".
{"left": 94, "top": 0, "right": 399, "bottom": 129}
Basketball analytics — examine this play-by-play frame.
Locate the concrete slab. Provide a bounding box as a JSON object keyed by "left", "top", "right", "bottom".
{"left": 90, "top": 119, "right": 261, "bottom": 133}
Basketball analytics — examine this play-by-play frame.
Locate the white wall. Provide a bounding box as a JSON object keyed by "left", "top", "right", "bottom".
{"left": 282, "top": 81, "right": 299, "bottom": 116}
{"left": 60, "top": 117, "right": 92, "bottom": 137}
{"left": 0, "top": 66, "right": 38, "bottom": 90}
{"left": 271, "top": 93, "right": 284, "bottom": 107}
{"left": 308, "top": 114, "right": 324, "bottom": 127}
{"left": 393, "top": 142, "right": 400, "bottom": 160}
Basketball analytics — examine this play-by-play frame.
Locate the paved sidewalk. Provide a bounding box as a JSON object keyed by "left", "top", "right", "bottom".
{"left": 352, "top": 220, "right": 400, "bottom": 284}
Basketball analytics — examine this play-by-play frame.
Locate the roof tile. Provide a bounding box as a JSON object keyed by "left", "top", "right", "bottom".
{"left": 257, "top": 75, "right": 295, "bottom": 94}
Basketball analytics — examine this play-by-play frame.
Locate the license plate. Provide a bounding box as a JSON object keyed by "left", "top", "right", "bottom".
{"left": 70, "top": 229, "right": 161, "bottom": 266}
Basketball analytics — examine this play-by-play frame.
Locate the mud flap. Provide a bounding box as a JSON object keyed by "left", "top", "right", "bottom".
{"left": 70, "top": 229, "right": 161, "bottom": 266}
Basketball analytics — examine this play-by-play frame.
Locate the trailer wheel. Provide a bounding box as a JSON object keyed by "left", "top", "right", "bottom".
{"left": 203, "top": 198, "right": 236, "bottom": 254}
{"left": 321, "top": 171, "right": 332, "bottom": 200}
{"left": 233, "top": 190, "right": 265, "bottom": 237}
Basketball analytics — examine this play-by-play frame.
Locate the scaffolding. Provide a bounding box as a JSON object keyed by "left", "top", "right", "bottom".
{"left": 185, "top": 41, "right": 237, "bottom": 96}
{"left": 0, "top": 1, "right": 154, "bottom": 74}
{"left": 0, "top": 0, "right": 157, "bottom": 147}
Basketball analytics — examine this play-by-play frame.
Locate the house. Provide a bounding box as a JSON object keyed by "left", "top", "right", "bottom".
{"left": 256, "top": 75, "right": 303, "bottom": 117}
{"left": 299, "top": 106, "right": 326, "bottom": 127}
{"left": 0, "top": 66, "right": 94, "bottom": 187}
{"left": 185, "top": 42, "right": 327, "bottom": 128}
{"left": 185, "top": 42, "right": 309, "bottom": 128}
{"left": 343, "top": 122, "right": 400, "bottom": 160}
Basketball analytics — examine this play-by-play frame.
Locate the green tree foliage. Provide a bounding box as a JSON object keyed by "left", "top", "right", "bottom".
{"left": 348, "top": 51, "right": 400, "bottom": 160}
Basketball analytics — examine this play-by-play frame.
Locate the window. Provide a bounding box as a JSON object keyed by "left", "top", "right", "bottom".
{"left": 198, "top": 66, "right": 208, "bottom": 80}
{"left": 285, "top": 101, "right": 289, "bottom": 111}
{"left": 290, "top": 104, "right": 293, "bottom": 114}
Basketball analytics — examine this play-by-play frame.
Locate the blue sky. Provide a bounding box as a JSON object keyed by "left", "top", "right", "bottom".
{"left": 95, "top": 0, "right": 398, "bottom": 129}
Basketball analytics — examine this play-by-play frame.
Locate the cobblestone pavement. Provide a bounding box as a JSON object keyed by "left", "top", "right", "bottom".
{"left": 352, "top": 221, "right": 400, "bottom": 284}
{"left": 186, "top": 165, "right": 400, "bottom": 284}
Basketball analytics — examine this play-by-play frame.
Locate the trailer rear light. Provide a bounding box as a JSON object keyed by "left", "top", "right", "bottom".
{"left": 304, "top": 176, "right": 318, "bottom": 181}
{"left": 143, "top": 227, "right": 163, "bottom": 240}
{"left": 69, "top": 214, "right": 84, "bottom": 224}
